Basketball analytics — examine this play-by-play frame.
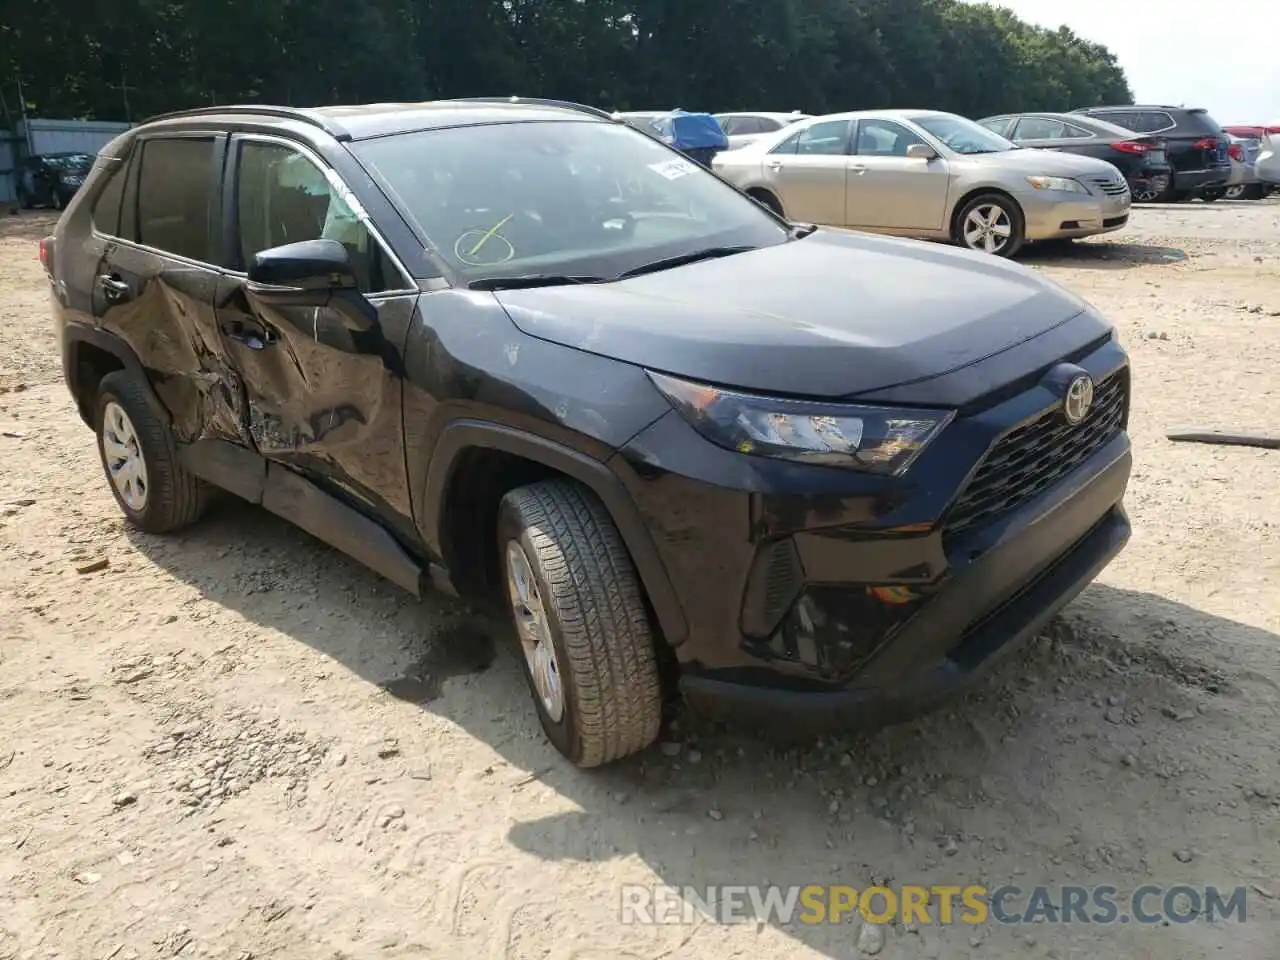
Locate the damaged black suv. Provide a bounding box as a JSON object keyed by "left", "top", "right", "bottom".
{"left": 44, "top": 97, "right": 1132, "bottom": 767}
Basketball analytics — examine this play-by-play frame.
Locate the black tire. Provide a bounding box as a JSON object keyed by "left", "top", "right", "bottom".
{"left": 16, "top": 189, "right": 31, "bottom": 210}
{"left": 1199, "top": 188, "right": 1224, "bottom": 203}
{"left": 497, "top": 480, "right": 663, "bottom": 767}
{"left": 95, "top": 371, "right": 208, "bottom": 533}
{"left": 954, "top": 192, "right": 1025, "bottom": 258}
{"left": 51, "top": 190, "right": 64, "bottom": 211}
{"left": 748, "top": 188, "right": 785, "bottom": 218}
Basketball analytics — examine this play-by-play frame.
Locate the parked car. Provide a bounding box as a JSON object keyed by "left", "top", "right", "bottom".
{"left": 714, "top": 109, "right": 1132, "bottom": 258}
{"left": 978, "top": 112, "right": 1172, "bottom": 203}
{"left": 1207, "top": 134, "right": 1264, "bottom": 201}
{"left": 1070, "top": 105, "right": 1231, "bottom": 201}
{"left": 43, "top": 97, "right": 1131, "bottom": 767}
{"left": 1223, "top": 125, "right": 1280, "bottom": 197}
{"left": 1257, "top": 124, "right": 1280, "bottom": 189}
{"left": 611, "top": 110, "right": 669, "bottom": 136}
{"left": 16, "top": 152, "right": 95, "bottom": 209}
{"left": 715, "top": 111, "right": 811, "bottom": 150}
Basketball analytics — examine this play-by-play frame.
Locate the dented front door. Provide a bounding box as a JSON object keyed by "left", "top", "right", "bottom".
{"left": 213, "top": 134, "right": 418, "bottom": 533}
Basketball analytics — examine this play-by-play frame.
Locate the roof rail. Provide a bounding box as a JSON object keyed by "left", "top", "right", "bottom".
{"left": 138, "top": 104, "right": 351, "bottom": 139}
{"left": 432, "top": 96, "right": 616, "bottom": 121}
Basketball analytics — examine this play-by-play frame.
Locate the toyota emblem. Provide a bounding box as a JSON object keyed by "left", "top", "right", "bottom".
{"left": 1063, "top": 375, "right": 1094, "bottom": 425}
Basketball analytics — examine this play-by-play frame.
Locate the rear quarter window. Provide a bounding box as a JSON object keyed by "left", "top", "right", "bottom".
{"left": 90, "top": 160, "right": 127, "bottom": 236}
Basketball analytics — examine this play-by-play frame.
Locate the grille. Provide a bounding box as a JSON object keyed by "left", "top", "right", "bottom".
{"left": 942, "top": 370, "right": 1127, "bottom": 543}
{"left": 1087, "top": 174, "right": 1129, "bottom": 197}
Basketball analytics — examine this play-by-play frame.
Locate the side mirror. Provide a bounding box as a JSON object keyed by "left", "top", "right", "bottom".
{"left": 247, "top": 239, "right": 356, "bottom": 292}
{"left": 906, "top": 143, "right": 937, "bottom": 161}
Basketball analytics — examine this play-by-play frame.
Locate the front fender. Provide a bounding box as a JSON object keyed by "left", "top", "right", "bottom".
{"left": 421, "top": 420, "right": 688, "bottom": 646}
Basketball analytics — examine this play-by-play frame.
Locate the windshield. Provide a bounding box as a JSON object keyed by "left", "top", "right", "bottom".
{"left": 42, "top": 154, "right": 93, "bottom": 170}
{"left": 912, "top": 115, "right": 1016, "bottom": 155}
{"left": 353, "top": 120, "right": 787, "bottom": 283}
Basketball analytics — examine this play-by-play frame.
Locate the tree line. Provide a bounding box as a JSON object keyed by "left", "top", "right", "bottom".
{"left": 0, "top": 0, "right": 1132, "bottom": 126}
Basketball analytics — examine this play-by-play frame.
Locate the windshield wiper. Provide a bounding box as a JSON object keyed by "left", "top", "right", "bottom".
{"left": 789, "top": 222, "right": 818, "bottom": 239}
{"left": 615, "top": 245, "right": 757, "bottom": 280}
{"left": 469, "top": 275, "right": 606, "bottom": 291}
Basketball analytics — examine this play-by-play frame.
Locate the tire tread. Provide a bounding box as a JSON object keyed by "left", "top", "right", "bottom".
{"left": 97, "top": 371, "right": 207, "bottom": 533}
{"left": 503, "top": 480, "right": 662, "bottom": 767}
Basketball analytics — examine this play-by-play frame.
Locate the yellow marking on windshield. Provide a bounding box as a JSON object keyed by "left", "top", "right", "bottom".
{"left": 469, "top": 213, "right": 515, "bottom": 256}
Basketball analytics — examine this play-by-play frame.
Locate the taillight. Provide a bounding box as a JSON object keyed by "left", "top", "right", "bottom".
{"left": 1112, "top": 140, "right": 1150, "bottom": 155}
{"left": 1192, "top": 137, "right": 1219, "bottom": 150}
{"left": 1265, "top": 126, "right": 1280, "bottom": 136}
{"left": 1228, "top": 143, "right": 1244, "bottom": 162}
{"left": 38, "top": 236, "right": 53, "bottom": 276}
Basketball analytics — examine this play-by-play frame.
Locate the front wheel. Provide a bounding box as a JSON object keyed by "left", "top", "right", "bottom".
{"left": 1199, "top": 188, "right": 1225, "bottom": 202}
{"left": 955, "top": 194, "right": 1025, "bottom": 258}
{"left": 497, "top": 480, "right": 663, "bottom": 767}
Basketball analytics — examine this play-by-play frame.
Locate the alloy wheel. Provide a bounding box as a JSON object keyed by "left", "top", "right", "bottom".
{"left": 1223, "top": 184, "right": 1246, "bottom": 200}
{"left": 101, "top": 400, "right": 149, "bottom": 512}
{"left": 1132, "top": 185, "right": 1162, "bottom": 203}
{"left": 962, "top": 204, "right": 1013, "bottom": 255}
{"left": 505, "top": 540, "right": 565, "bottom": 722}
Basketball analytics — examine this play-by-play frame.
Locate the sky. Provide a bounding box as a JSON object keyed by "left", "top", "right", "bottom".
{"left": 963, "top": 1, "right": 1279, "bottom": 125}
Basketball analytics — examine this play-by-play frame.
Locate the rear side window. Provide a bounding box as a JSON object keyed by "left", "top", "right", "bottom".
{"left": 1134, "top": 111, "right": 1175, "bottom": 133}
{"left": 796, "top": 119, "right": 851, "bottom": 155}
{"left": 136, "top": 137, "right": 218, "bottom": 262}
{"left": 91, "top": 162, "right": 127, "bottom": 236}
{"left": 1094, "top": 111, "right": 1136, "bottom": 131}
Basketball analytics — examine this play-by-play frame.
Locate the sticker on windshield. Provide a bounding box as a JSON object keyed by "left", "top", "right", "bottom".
{"left": 648, "top": 158, "right": 696, "bottom": 180}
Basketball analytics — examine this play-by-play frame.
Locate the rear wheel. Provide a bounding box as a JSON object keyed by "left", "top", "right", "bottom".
{"left": 1199, "top": 188, "right": 1225, "bottom": 202}
{"left": 497, "top": 480, "right": 663, "bottom": 768}
{"left": 95, "top": 371, "right": 208, "bottom": 533}
{"left": 955, "top": 193, "right": 1025, "bottom": 258}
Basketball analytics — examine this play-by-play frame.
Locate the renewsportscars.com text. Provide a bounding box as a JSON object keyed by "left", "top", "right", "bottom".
{"left": 619, "top": 884, "right": 1249, "bottom": 926}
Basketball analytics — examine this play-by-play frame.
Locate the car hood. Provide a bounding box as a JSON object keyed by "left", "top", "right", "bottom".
{"left": 970, "top": 148, "right": 1119, "bottom": 177}
{"left": 493, "top": 229, "right": 1097, "bottom": 400}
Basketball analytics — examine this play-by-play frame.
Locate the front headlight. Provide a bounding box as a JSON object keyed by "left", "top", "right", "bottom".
{"left": 647, "top": 371, "right": 953, "bottom": 476}
{"left": 1026, "top": 175, "right": 1086, "bottom": 193}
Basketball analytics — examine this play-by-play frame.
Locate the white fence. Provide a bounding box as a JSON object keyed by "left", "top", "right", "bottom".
{"left": 1, "top": 118, "right": 132, "bottom": 203}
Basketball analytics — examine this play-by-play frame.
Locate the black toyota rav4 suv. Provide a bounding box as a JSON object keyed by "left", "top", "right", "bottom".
{"left": 43, "top": 98, "right": 1132, "bottom": 767}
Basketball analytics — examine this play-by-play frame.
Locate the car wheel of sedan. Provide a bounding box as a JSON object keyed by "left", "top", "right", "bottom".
{"left": 956, "top": 194, "right": 1025, "bottom": 258}
{"left": 95, "top": 371, "right": 208, "bottom": 533}
{"left": 497, "top": 480, "right": 663, "bottom": 768}
{"left": 1132, "top": 183, "right": 1164, "bottom": 203}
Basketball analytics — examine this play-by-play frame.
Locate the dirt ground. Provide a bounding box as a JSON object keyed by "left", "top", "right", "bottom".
{"left": 1, "top": 201, "right": 1278, "bottom": 960}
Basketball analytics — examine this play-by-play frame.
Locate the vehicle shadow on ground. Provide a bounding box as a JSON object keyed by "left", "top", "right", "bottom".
{"left": 129, "top": 501, "right": 1279, "bottom": 957}
{"left": 1021, "top": 240, "right": 1189, "bottom": 270}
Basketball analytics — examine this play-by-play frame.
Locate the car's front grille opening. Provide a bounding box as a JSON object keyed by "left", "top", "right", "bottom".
{"left": 1088, "top": 175, "right": 1130, "bottom": 197}
{"left": 942, "top": 369, "right": 1127, "bottom": 545}
{"left": 1103, "top": 215, "right": 1129, "bottom": 228}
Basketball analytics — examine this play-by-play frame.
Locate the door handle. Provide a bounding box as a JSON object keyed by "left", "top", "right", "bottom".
{"left": 220, "top": 318, "right": 278, "bottom": 349}
{"left": 97, "top": 274, "right": 131, "bottom": 301}
{"left": 849, "top": 165, "right": 867, "bottom": 175}
{"left": 766, "top": 160, "right": 783, "bottom": 170}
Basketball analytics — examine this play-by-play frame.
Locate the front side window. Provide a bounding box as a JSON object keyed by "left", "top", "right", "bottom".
{"left": 855, "top": 119, "right": 927, "bottom": 156}
{"left": 235, "top": 141, "right": 403, "bottom": 293}
{"left": 135, "top": 137, "right": 217, "bottom": 262}
{"left": 353, "top": 120, "right": 788, "bottom": 284}
{"left": 911, "top": 114, "right": 1015, "bottom": 155}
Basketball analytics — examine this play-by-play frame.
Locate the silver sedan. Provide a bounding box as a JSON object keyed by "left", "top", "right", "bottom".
{"left": 713, "top": 109, "right": 1133, "bottom": 257}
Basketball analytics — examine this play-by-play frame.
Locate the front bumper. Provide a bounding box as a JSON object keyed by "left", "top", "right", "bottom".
{"left": 1020, "top": 190, "right": 1131, "bottom": 241}
{"left": 614, "top": 338, "right": 1131, "bottom": 731}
